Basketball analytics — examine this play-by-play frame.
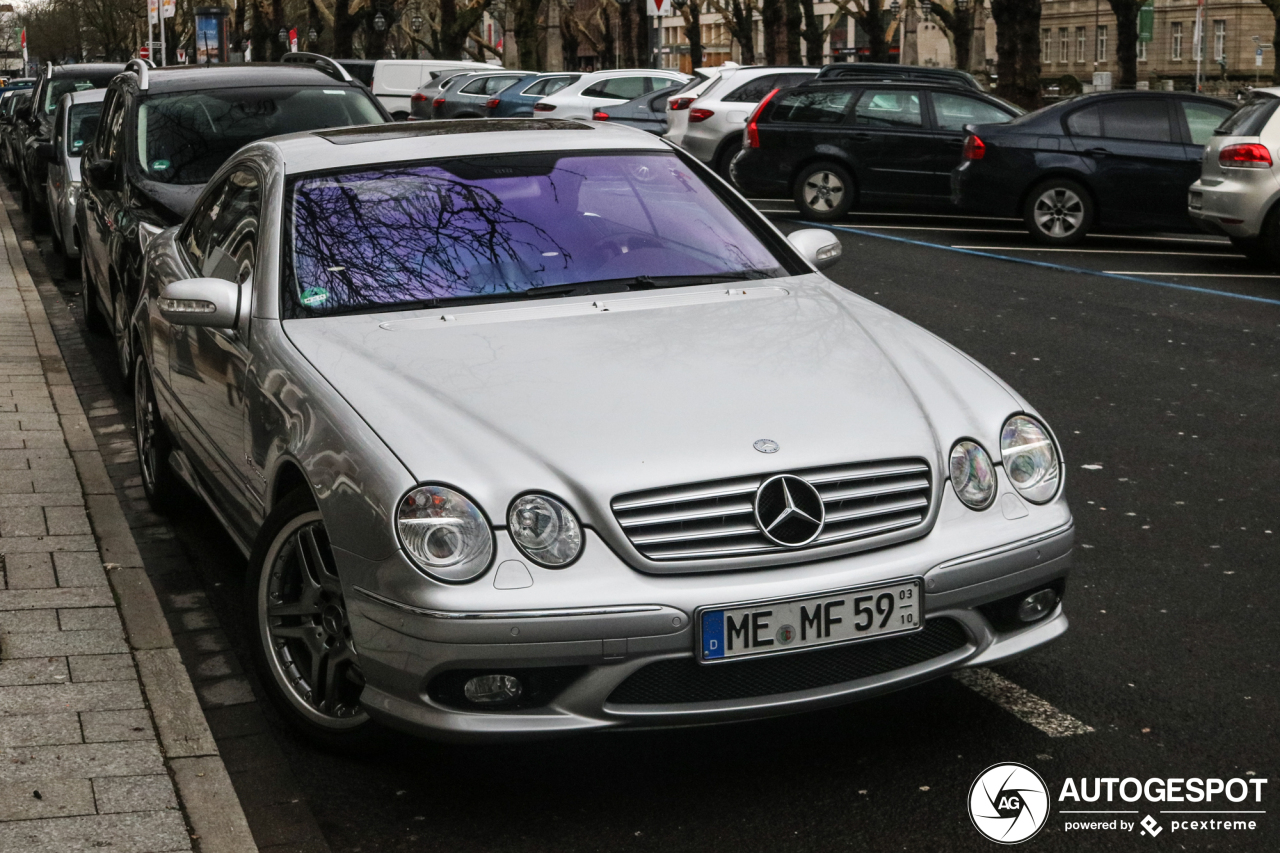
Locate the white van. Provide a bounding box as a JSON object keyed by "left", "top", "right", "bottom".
{"left": 372, "top": 60, "right": 494, "bottom": 119}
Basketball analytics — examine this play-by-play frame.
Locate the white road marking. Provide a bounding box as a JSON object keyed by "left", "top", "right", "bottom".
{"left": 1104, "top": 271, "right": 1280, "bottom": 279}
{"left": 953, "top": 667, "right": 1095, "bottom": 737}
{"left": 951, "top": 245, "right": 1243, "bottom": 258}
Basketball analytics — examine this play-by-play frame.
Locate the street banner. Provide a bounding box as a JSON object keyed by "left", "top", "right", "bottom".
{"left": 162, "top": 0, "right": 175, "bottom": 19}
{"left": 19, "top": 27, "right": 25, "bottom": 65}
{"left": 646, "top": 0, "right": 673, "bottom": 17}
{"left": 289, "top": 27, "right": 298, "bottom": 52}
{"left": 1138, "top": 1, "right": 1153, "bottom": 44}
{"left": 148, "top": 0, "right": 158, "bottom": 26}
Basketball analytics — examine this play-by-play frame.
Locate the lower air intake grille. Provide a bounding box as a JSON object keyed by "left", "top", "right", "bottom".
{"left": 611, "top": 458, "right": 933, "bottom": 561}
{"left": 607, "top": 618, "right": 970, "bottom": 705}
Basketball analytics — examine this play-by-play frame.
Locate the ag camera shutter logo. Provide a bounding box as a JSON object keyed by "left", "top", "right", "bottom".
{"left": 969, "top": 763, "right": 1050, "bottom": 844}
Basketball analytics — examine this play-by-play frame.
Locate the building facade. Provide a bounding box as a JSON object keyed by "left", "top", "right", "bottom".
{"left": 1038, "top": 0, "right": 1276, "bottom": 88}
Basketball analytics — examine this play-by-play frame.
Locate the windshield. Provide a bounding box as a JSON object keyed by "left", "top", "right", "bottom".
{"left": 284, "top": 152, "right": 789, "bottom": 317}
{"left": 45, "top": 79, "right": 104, "bottom": 115}
{"left": 66, "top": 102, "right": 102, "bottom": 156}
{"left": 138, "top": 87, "right": 384, "bottom": 185}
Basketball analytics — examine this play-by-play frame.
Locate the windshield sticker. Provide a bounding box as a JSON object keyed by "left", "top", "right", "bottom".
{"left": 151, "top": 159, "right": 170, "bottom": 171}
{"left": 301, "top": 287, "right": 329, "bottom": 307}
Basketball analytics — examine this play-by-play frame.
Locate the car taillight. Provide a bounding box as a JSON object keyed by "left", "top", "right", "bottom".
{"left": 534, "top": 102, "right": 555, "bottom": 112}
{"left": 689, "top": 108, "right": 714, "bottom": 123}
{"left": 486, "top": 98, "right": 501, "bottom": 109}
{"left": 411, "top": 93, "right": 427, "bottom": 103}
{"left": 592, "top": 110, "right": 609, "bottom": 121}
{"left": 669, "top": 97, "right": 695, "bottom": 111}
{"left": 1220, "top": 143, "right": 1273, "bottom": 168}
{"left": 744, "top": 88, "right": 779, "bottom": 149}
{"left": 433, "top": 97, "right": 445, "bottom": 109}
{"left": 962, "top": 134, "right": 985, "bottom": 160}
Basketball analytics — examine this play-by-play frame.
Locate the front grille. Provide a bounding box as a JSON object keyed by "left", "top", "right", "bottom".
{"left": 607, "top": 618, "right": 970, "bottom": 705}
{"left": 611, "top": 458, "right": 932, "bottom": 561}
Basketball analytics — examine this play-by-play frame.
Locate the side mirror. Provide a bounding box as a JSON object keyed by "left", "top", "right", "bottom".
{"left": 158, "top": 278, "right": 243, "bottom": 329}
{"left": 36, "top": 141, "right": 55, "bottom": 163}
{"left": 85, "top": 157, "right": 116, "bottom": 186}
{"left": 787, "top": 228, "right": 842, "bottom": 271}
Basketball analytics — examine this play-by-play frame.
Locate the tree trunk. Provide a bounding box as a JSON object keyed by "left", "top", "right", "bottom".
{"left": 634, "top": 3, "right": 649, "bottom": 69}
{"left": 731, "top": 0, "right": 755, "bottom": 65}
{"left": 1275, "top": 11, "right": 1280, "bottom": 85}
{"left": 799, "top": 0, "right": 822, "bottom": 65}
{"left": 991, "top": 0, "right": 1041, "bottom": 111}
{"left": 514, "top": 0, "right": 543, "bottom": 69}
{"left": 1109, "top": 0, "right": 1141, "bottom": 89}
{"left": 860, "top": 0, "right": 887, "bottom": 63}
{"left": 762, "top": 0, "right": 783, "bottom": 64}
{"left": 334, "top": 0, "right": 358, "bottom": 57}
{"left": 784, "top": 0, "right": 801, "bottom": 65}
{"left": 620, "top": 0, "right": 635, "bottom": 66}
{"left": 272, "top": 0, "right": 287, "bottom": 59}
{"left": 546, "top": 0, "right": 564, "bottom": 69}
{"left": 684, "top": 2, "right": 703, "bottom": 69}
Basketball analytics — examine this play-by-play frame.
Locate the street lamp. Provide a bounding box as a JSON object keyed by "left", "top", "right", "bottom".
{"left": 411, "top": 14, "right": 423, "bottom": 32}
{"left": 921, "top": 0, "right": 931, "bottom": 20}
{"left": 308, "top": 26, "right": 318, "bottom": 42}
{"left": 956, "top": 0, "right": 968, "bottom": 10}
{"left": 278, "top": 27, "right": 287, "bottom": 44}
{"left": 373, "top": 11, "right": 387, "bottom": 32}
{"left": 890, "top": 0, "right": 900, "bottom": 14}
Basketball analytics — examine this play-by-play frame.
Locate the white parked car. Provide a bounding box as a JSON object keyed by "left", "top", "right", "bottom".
{"left": 534, "top": 68, "right": 689, "bottom": 121}
{"left": 666, "top": 65, "right": 817, "bottom": 178}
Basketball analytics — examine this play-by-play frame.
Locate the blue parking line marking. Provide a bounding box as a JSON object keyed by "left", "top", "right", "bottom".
{"left": 798, "top": 221, "right": 1280, "bottom": 308}
{"left": 702, "top": 610, "right": 725, "bottom": 660}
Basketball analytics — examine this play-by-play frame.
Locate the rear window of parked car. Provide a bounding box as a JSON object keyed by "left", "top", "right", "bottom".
{"left": 769, "top": 89, "right": 853, "bottom": 124}
{"left": 1213, "top": 97, "right": 1278, "bottom": 138}
{"left": 1180, "top": 100, "right": 1232, "bottom": 145}
{"left": 931, "top": 92, "right": 1014, "bottom": 131}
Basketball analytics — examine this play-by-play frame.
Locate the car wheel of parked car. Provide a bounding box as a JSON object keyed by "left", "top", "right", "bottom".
{"left": 391, "top": 111, "right": 408, "bottom": 122}
{"left": 247, "top": 489, "right": 384, "bottom": 752}
{"left": 133, "top": 354, "right": 180, "bottom": 512}
{"left": 715, "top": 140, "right": 742, "bottom": 182}
{"left": 81, "top": 257, "right": 108, "bottom": 334}
{"left": 794, "top": 162, "right": 855, "bottom": 222}
{"left": 112, "top": 288, "right": 134, "bottom": 389}
{"left": 1024, "top": 179, "right": 1094, "bottom": 245}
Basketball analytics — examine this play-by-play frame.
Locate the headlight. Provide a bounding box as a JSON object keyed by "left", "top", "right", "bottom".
{"left": 397, "top": 485, "right": 493, "bottom": 582}
{"left": 949, "top": 440, "right": 997, "bottom": 510}
{"left": 508, "top": 494, "right": 582, "bottom": 567}
{"left": 1001, "top": 415, "right": 1061, "bottom": 504}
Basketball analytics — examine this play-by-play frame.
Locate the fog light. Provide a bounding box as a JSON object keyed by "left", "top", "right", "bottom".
{"left": 463, "top": 674, "right": 523, "bottom": 705}
{"left": 1016, "top": 589, "right": 1059, "bottom": 623}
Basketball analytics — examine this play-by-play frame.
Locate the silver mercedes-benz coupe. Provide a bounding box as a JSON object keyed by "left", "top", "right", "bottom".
{"left": 130, "top": 118, "right": 1073, "bottom": 747}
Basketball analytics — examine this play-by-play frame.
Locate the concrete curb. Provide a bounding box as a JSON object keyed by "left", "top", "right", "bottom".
{"left": 0, "top": 205, "right": 258, "bottom": 852}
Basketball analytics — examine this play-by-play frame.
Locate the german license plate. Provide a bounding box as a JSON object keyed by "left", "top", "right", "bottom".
{"left": 1189, "top": 191, "right": 1203, "bottom": 211}
{"left": 697, "top": 579, "right": 923, "bottom": 663}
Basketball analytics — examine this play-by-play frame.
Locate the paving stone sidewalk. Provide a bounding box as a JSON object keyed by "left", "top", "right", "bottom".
{"left": 0, "top": 214, "right": 255, "bottom": 852}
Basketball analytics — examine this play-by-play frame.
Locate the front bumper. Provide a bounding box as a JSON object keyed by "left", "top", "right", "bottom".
{"left": 1187, "top": 172, "right": 1280, "bottom": 239}
{"left": 343, "top": 504, "right": 1073, "bottom": 741}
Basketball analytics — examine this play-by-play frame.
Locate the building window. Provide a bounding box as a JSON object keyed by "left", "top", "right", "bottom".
{"left": 1097, "top": 25, "right": 1108, "bottom": 63}
{"left": 1076, "top": 26, "right": 1087, "bottom": 62}
{"left": 1042, "top": 28, "right": 1052, "bottom": 61}
{"left": 1214, "top": 20, "right": 1226, "bottom": 61}
{"left": 1060, "top": 27, "right": 1069, "bottom": 63}
{"left": 1172, "top": 21, "right": 1183, "bottom": 60}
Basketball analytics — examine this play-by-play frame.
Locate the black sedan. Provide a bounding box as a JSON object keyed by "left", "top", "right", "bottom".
{"left": 732, "top": 80, "right": 1020, "bottom": 220}
{"left": 952, "top": 90, "right": 1234, "bottom": 244}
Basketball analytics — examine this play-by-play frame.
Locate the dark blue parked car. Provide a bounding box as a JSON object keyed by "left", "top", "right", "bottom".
{"left": 489, "top": 72, "right": 581, "bottom": 118}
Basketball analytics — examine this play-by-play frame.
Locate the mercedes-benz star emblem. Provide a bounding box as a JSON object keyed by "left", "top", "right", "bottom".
{"left": 753, "top": 439, "right": 779, "bottom": 454}
{"left": 754, "top": 474, "right": 825, "bottom": 547}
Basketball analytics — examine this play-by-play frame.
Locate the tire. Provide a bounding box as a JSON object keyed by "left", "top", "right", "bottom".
{"left": 1024, "top": 178, "right": 1094, "bottom": 245}
{"left": 715, "top": 139, "right": 742, "bottom": 182}
{"left": 19, "top": 183, "right": 29, "bottom": 213}
{"left": 793, "top": 161, "right": 855, "bottom": 222}
{"left": 246, "top": 489, "right": 386, "bottom": 752}
{"left": 81, "top": 255, "right": 108, "bottom": 334}
{"left": 1230, "top": 235, "right": 1272, "bottom": 267}
{"left": 112, "top": 285, "right": 135, "bottom": 390}
{"left": 391, "top": 111, "right": 409, "bottom": 122}
{"left": 133, "top": 353, "right": 180, "bottom": 513}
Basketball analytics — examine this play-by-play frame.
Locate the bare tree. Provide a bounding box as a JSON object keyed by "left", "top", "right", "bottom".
{"left": 706, "top": 0, "right": 757, "bottom": 65}
{"left": 990, "top": 0, "right": 1041, "bottom": 109}
{"left": 1107, "top": 0, "right": 1144, "bottom": 89}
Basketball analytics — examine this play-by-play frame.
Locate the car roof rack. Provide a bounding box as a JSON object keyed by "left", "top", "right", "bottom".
{"left": 125, "top": 58, "right": 150, "bottom": 90}
{"left": 280, "top": 52, "right": 354, "bottom": 84}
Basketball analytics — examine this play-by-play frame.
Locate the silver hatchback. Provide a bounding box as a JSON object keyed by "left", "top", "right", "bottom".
{"left": 131, "top": 120, "right": 1071, "bottom": 746}
{"left": 1189, "top": 89, "right": 1280, "bottom": 263}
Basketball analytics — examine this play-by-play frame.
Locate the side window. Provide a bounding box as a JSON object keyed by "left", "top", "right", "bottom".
{"left": 93, "top": 91, "right": 118, "bottom": 160}
{"left": 486, "top": 76, "right": 520, "bottom": 95}
{"left": 1065, "top": 105, "right": 1101, "bottom": 136}
{"left": 543, "top": 77, "right": 574, "bottom": 96}
{"left": 1181, "top": 101, "right": 1232, "bottom": 145}
{"left": 854, "top": 89, "right": 923, "bottom": 128}
{"left": 104, "top": 93, "right": 127, "bottom": 162}
{"left": 182, "top": 167, "right": 261, "bottom": 284}
{"left": 1097, "top": 99, "right": 1173, "bottom": 143}
{"left": 646, "top": 77, "right": 676, "bottom": 94}
{"left": 460, "top": 77, "right": 490, "bottom": 95}
{"left": 724, "top": 75, "right": 779, "bottom": 103}
{"left": 583, "top": 77, "right": 647, "bottom": 100}
{"left": 770, "top": 89, "right": 854, "bottom": 124}
{"left": 931, "top": 93, "right": 1014, "bottom": 132}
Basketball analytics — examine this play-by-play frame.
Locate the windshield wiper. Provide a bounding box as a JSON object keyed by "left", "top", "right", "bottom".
{"left": 522, "top": 272, "right": 772, "bottom": 299}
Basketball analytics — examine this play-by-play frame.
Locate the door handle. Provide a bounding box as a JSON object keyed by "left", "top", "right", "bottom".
{"left": 850, "top": 132, "right": 872, "bottom": 142}
{"left": 1084, "top": 147, "right": 1110, "bottom": 158}
{"left": 946, "top": 138, "right": 965, "bottom": 146}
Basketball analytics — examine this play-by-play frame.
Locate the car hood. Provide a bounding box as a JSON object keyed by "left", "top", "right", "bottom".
{"left": 283, "top": 276, "right": 1022, "bottom": 539}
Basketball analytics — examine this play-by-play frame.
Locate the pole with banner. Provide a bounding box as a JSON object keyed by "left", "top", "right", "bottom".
{"left": 147, "top": 0, "right": 158, "bottom": 59}
{"left": 19, "top": 27, "right": 25, "bottom": 71}
{"left": 160, "top": 0, "right": 175, "bottom": 66}
{"left": 645, "top": 0, "right": 670, "bottom": 69}
{"left": 289, "top": 27, "right": 298, "bottom": 52}
{"left": 1192, "top": 0, "right": 1204, "bottom": 92}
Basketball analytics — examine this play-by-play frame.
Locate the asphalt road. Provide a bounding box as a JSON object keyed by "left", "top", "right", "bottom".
{"left": 23, "top": 200, "right": 1280, "bottom": 852}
